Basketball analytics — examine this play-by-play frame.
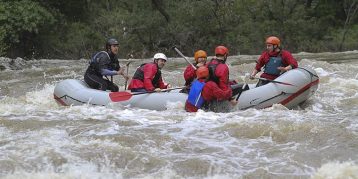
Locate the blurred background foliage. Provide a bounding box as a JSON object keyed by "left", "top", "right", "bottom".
{"left": 0, "top": 0, "right": 357, "bottom": 59}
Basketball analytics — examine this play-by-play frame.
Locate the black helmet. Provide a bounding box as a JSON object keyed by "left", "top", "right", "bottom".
{"left": 106, "top": 38, "right": 119, "bottom": 49}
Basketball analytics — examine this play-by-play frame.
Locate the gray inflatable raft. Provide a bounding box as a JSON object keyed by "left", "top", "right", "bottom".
{"left": 53, "top": 67, "right": 319, "bottom": 111}
{"left": 53, "top": 79, "right": 188, "bottom": 110}
{"left": 236, "top": 67, "right": 319, "bottom": 110}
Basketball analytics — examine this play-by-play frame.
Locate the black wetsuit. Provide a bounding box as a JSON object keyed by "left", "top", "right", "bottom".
{"left": 84, "top": 51, "right": 120, "bottom": 92}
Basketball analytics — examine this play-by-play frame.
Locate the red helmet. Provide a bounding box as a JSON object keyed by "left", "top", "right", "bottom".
{"left": 215, "top": 46, "right": 229, "bottom": 56}
{"left": 196, "top": 66, "right": 209, "bottom": 79}
{"left": 266, "top": 36, "right": 280, "bottom": 46}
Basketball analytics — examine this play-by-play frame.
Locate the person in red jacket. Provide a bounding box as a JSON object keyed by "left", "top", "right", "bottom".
{"left": 250, "top": 36, "right": 298, "bottom": 87}
{"left": 128, "top": 53, "right": 169, "bottom": 92}
{"left": 206, "top": 45, "right": 233, "bottom": 95}
{"left": 183, "top": 50, "right": 208, "bottom": 87}
{"left": 185, "top": 66, "right": 232, "bottom": 112}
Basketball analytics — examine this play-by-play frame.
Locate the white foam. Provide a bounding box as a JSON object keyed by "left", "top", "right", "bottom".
{"left": 312, "top": 161, "right": 358, "bottom": 179}
{"left": 1, "top": 56, "right": 358, "bottom": 178}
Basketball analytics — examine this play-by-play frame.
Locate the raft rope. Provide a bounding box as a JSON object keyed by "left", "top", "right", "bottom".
{"left": 54, "top": 94, "right": 103, "bottom": 106}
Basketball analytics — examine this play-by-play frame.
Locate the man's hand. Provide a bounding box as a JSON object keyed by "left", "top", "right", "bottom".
{"left": 118, "top": 68, "right": 129, "bottom": 80}
{"left": 249, "top": 73, "right": 255, "bottom": 80}
{"left": 122, "top": 75, "right": 129, "bottom": 81}
{"left": 250, "top": 70, "right": 257, "bottom": 80}
{"left": 118, "top": 68, "right": 125, "bottom": 75}
{"left": 230, "top": 99, "right": 238, "bottom": 106}
{"left": 278, "top": 66, "right": 291, "bottom": 73}
{"left": 154, "top": 88, "right": 162, "bottom": 92}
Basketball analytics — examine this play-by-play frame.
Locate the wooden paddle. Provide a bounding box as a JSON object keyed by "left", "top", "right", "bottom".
{"left": 235, "top": 73, "right": 250, "bottom": 101}
{"left": 124, "top": 54, "right": 133, "bottom": 90}
{"left": 109, "top": 86, "right": 185, "bottom": 102}
{"left": 124, "top": 61, "right": 132, "bottom": 90}
{"left": 172, "top": 46, "right": 197, "bottom": 70}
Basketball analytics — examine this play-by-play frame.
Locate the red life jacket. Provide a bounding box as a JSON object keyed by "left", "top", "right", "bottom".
{"left": 132, "top": 63, "right": 161, "bottom": 88}
{"left": 207, "top": 58, "right": 230, "bottom": 91}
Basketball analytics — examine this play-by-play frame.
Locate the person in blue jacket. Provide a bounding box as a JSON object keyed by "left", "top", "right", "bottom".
{"left": 84, "top": 38, "right": 129, "bottom": 92}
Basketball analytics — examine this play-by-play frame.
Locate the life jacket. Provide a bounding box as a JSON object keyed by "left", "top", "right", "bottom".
{"left": 187, "top": 80, "right": 206, "bottom": 108}
{"left": 88, "top": 51, "right": 110, "bottom": 72}
{"left": 264, "top": 55, "right": 283, "bottom": 75}
{"left": 132, "top": 63, "right": 162, "bottom": 88}
{"left": 207, "top": 59, "right": 221, "bottom": 83}
{"left": 88, "top": 51, "right": 120, "bottom": 77}
{"left": 89, "top": 51, "right": 109, "bottom": 65}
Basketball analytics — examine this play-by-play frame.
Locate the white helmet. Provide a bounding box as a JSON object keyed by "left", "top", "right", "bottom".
{"left": 153, "top": 53, "right": 167, "bottom": 61}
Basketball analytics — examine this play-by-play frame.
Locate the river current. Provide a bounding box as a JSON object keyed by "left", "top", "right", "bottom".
{"left": 0, "top": 51, "right": 358, "bottom": 179}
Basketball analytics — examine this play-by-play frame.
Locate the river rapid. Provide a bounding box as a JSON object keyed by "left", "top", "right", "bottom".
{"left": 0, "top": 51, "right": 358, "bottom": 179}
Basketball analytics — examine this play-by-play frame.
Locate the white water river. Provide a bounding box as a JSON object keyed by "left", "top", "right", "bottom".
{"left": 0, "top": 51, "right": 358, "bottom": 178}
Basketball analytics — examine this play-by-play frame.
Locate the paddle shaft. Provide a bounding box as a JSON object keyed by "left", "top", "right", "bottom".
{"left": 173, "top": 47, "right": 197, "bottom": 70}
{"left": 235, "top": 83, "right": 248, "bottom": 101}
{"left": 254, "top": 77, "right": 294, "bottom": 86}
{"left": 235, "top": 73, "right": 250, "bottom": 101}
{"left": 124, "top": 54, "right": 134, "bottom": 90}
{"left": 132, "top": 86, "right": 185, "bottom": 95}
{"left": 124, "top": 61, "right": 131, "bottom": 90}
{"left": 109, "top": 86, "right": 185, "bottom": 102}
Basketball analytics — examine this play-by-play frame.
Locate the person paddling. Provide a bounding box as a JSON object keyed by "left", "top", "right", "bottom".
{"left": 250, "top": 36, "right": 298, "bottom": 87}
{"left": 182, "top": 50, "right": 208, "bottom": 93}
{"left": 84, "top": 38, "right": 129, "bottom": 92}
{"left": 128, "top": 53, "right": 169, "bottom": 92}
{"left": 185, "top": 66, "right": 232, "bottom": 112}
{"left": 207, "top": 46, "right": 232, "bottom": 92}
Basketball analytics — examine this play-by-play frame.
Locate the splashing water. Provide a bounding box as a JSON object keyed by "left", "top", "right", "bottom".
{"left": 1, "top": 51, "right": 358, "bottom": 178}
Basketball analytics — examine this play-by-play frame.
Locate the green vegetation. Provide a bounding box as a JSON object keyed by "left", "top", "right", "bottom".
{"left": 0, "top": 0, "right": 357, "bottom": 59}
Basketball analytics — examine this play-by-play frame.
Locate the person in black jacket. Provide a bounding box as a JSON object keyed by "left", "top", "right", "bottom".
{"left": 84, "top": 38, "right": 129, "bottom": 92}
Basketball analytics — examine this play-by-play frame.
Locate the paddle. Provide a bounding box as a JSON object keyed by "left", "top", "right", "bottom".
{"left": 124, "top": 54, "right": 133, "bottom": 90}
{"left": 109, "top": 86, "right": 185, "bottom": 102}
{"left": 235, "top": 73, "right": 250, "bottom": 101}
{"left": 253, "top": 77, "right": 295, "bottom": 86}
{"left": 172, "top": 46, "right": 197, "bottom": 70}
{"left": 109, "top": 91, "right": 133, "bottom": 102}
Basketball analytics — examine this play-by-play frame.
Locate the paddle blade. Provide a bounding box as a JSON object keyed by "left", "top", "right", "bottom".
{"left": 109, "top": 91, "right": 132, "bottom": 102}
